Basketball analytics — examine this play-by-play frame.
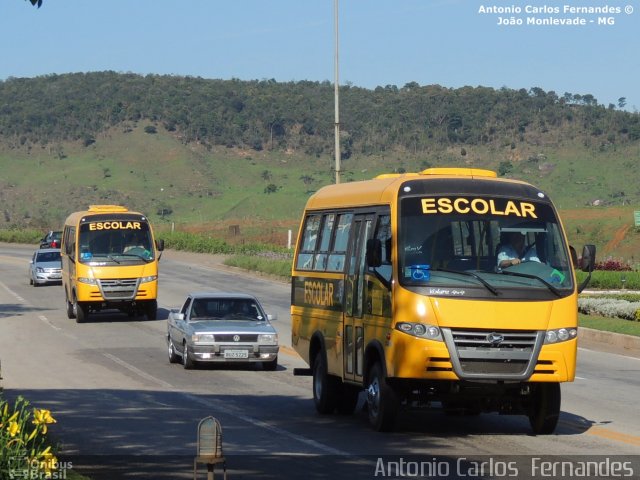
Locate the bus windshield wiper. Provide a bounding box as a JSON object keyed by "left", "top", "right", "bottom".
{"left": 106, "top": 254, "right": 121, "bottom": 264}
{"left": 499, "top": 270, "right": 562, "bottom": 297}
{"left": 431, "top": 268, "right": 499, "bottom": 296}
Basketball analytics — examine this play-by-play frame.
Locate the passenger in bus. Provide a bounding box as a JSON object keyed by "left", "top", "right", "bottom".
{"left": 496, "top": 232, "right": 540, "bottom": 269}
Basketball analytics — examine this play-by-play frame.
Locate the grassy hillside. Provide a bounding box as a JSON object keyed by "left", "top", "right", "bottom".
{"left": 1, "top": 123, "right": 638, "bottom": 264}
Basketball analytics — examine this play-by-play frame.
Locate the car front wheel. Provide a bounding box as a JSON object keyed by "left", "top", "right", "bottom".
{"left": 182, "top": 343, "right": 194, "bottom": 369}
{"left": 263, "top": 356, "right": 278, "bottom": 371}
{"left": 168, "top": 337, "right": 180, "bottom": 364}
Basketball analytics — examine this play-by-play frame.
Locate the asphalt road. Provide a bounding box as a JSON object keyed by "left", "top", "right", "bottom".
{"left": 1, "top": 243, "right": 639, "bottom": 479}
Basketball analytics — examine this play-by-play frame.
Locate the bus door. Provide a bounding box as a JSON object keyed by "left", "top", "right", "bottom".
{"left": 343, "top": 214, "right": 373, "bottom": 383}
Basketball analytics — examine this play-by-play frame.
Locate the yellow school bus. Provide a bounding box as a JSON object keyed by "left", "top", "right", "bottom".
{"left": 61, "top": 205, "right": 164, "bottom": 323}
{"left": 291, "top": 168, "right": 595, "bottom": 433}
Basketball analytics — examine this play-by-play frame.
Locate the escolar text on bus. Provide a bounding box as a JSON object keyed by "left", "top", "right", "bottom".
{"left": 421, "top": 197, "right": 537, "bottom": 218}
{"left": 88, "top": 221, "right": 142, "bottom": 230}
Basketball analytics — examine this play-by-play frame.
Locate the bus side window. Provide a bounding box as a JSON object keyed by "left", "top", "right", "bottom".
{"left": 327, "top": 213, "right": 353, "bottom": 272}
{"left": 296, "top": 215, "right": 321, "bottom": 270}
{"left": 369, "top": 214, "right": 392, "bottom": 283}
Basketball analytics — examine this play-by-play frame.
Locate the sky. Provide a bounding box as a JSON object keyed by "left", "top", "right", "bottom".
{"left": 1, "top": 0, "right": 639, "bottom": 110}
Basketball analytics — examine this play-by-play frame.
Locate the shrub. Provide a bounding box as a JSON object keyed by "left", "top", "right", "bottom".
{"left": 578, "top": 297, "right": 640, "bottom": 321}
{"left": 595, "top": 258, "right": 632, "bottom": 271}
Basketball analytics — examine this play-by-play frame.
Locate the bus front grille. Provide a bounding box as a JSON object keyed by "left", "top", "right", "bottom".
{"left": 98, "top": 278, "right": 139, "bottom": 300}
{"left": 441, "top": 328, "right": 545, "bottom": 380}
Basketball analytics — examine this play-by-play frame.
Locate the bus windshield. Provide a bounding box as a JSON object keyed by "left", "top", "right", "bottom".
{"left": 398, "top": 195, "right": 573, "bottom": 298}
{"left": 78, "top": 221, "right": 154, "bottom": 265}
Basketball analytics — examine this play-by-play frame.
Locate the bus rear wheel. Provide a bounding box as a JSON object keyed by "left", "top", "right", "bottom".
{"left": 366, "top": 362, "right": 399, "bottom": 432}
{"left": 528, "top": 383, "right": 561, "bottom": 435}
{"left": 312, "top": 352, "right": 340, "bottom": 414}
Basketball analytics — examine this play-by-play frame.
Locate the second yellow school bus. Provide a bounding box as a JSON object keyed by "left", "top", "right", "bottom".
{"left": 291, "top": 168, "right": 595, "bottom": 433}
{"left": 61, "top": 205, "right": 164, "bottom": 323}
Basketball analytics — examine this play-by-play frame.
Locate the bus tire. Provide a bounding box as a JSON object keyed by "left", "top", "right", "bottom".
{"left": 66, "top": 294, "right": 75, "bottom": 319}
{"left": 528, "top": 383, "right": 561, "bottom": 435}
{"left": 74, "top": 298, "right": 88, "bottom": 324}
{"left": 366, "top": 362, "right": 399, "bottom": 432}
{"left": 312, "top": 352, "right": 340, "bottom": 414}
{"left": 145, "top": 300, "right": 158, "bottom": 320}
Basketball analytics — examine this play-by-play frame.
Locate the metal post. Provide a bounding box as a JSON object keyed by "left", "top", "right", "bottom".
{"left": 334, "top": 0, "right": 341, "bottom": 184}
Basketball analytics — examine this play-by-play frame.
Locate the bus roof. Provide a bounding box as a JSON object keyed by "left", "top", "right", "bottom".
{"left": 305, "top": 167, "right": 532, "bottom": 210}
{"left": 63, "top": 205, "right": 147, "bottom": 226}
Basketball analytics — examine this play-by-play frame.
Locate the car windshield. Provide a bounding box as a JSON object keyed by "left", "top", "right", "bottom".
{"left": 78, "top": 219, "right": 153, "bottom": 265}
{"left": 37, "top": 251, "right": 61, "bottom": 263}
{"left": 190, "top": 298, "right": 265, "bottom": 321}
{"left": 398, "top": 195, "right": 574, "bottom": 299}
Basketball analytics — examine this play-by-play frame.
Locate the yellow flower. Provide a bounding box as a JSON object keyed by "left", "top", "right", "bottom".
{"left": 33, "top": 409, "right": 56, "bottom": 434}
{"left": 7, "top": 420, "right": 20, "bottom": 437}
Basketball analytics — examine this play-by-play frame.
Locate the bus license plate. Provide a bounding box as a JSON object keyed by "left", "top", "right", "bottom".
{"left": 224, "top": 350, "right": 248, "bottom": 359}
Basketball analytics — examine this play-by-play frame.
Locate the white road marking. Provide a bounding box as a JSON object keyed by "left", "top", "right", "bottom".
{"left": 184, "top": 392, "right": 351, "bottom": 456}
{"left": 39, "top": 315, "right": 61, "bottom": 331}
{"left": 102, "top": 352, "right": 174, "bottom": 389}
{"left": 0, "top": 280, "right": 25, "bottom": 302}
{"left": 98, "top": 350, "right": 350, "bottom": 455}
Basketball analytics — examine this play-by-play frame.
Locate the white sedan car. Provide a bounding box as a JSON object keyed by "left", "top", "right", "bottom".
{"left": 28, "top": 248, "right": 62, "bottom": 286}
{"left": 167, "top": 292, "right": 279, "bottom": 370}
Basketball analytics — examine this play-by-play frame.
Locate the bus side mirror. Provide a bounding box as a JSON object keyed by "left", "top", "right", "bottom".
{"left": 366, "top": 238, "right": 382, "bottom": 268}
{"left": 577, "top": 244, "right": 596, "bottom": 293}
{"left": 580, "top": 244, "right": 596, "bottom": 273}
{"left": 156, "top": 239, "right": 165, "bottom": 251}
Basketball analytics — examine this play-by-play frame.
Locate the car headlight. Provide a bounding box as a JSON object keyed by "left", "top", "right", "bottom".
{"left": 78, "top": 277, "right": 98, "bottom": 285}
{"left": 544, "top": 327, "right": 577, "bottom": 344}
{"left": 258, "top": 334, "right": 278, "bottom": 345}
{"left": 36, "top": 267, "right": 45, "bottom": 273}
{"left": 191, "top": 334, "right": 215, "bottom": 343}
{"left": 395, "top": 322, "right": 443, "bottom": 341}
{"left": 140, "top": 275, "right": 158, "bottom": 284}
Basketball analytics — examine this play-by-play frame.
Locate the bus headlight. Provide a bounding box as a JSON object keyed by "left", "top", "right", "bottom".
{"left": 78, "top": 277, "right": 98, "bottom": 285}
{"left": 396, "top": 322, "right": 443, "bottom": 341}
{"left": 140, "top": 275, "right": 158, "bottom": 284}
{"left": 544, "top": 327, "right": 577, "bottom": 344}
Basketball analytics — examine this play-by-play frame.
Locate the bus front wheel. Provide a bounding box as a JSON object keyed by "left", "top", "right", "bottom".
{"left": 65, "top": 294, "right": 75, "bottom": 319}
{"left": 312, "top": 352, "right": 340, "bottom": 414}
{"left": 528, "top": 383, "right": 561, "bottom": 435}
{"left": 366, "top": 362, "right": 399, "bottom": 432}
{"left": 74, "top": 298, "right": 88, "bottom": 324}
{"left": 145, "top": 300, "right": 158, "bottom": 320}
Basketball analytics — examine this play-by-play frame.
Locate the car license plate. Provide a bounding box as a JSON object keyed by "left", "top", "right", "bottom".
{"left": 224, "top": 350, "right": 248, "bottom": 359}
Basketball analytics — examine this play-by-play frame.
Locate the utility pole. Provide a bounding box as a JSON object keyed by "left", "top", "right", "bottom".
{"left": 334, "top": 0, "right": 341, "bottom": 184}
